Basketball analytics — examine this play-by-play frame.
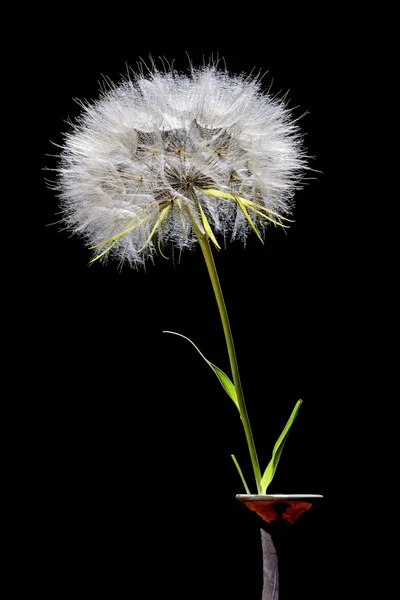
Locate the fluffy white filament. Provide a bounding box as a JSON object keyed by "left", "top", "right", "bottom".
{"left": 55, "top": 62, "right": 307, "bottom": 268}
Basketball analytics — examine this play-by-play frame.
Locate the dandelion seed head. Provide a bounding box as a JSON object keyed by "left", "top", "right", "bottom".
{"left": 53, "top": 59, "right": 308, "bottom": 268}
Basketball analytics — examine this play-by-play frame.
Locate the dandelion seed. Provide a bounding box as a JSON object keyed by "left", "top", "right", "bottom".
{"left": 52, "top": 59, "right": 308, "bottom": 268}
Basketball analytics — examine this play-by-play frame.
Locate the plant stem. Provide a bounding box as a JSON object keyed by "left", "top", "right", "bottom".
{"left": 197, "top": 232, "right": 262, "bottom": 493}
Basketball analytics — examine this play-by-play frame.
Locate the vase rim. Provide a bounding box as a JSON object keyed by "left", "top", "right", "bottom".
{"left": 236, "top": 494, "right": 323, "bottom": 500}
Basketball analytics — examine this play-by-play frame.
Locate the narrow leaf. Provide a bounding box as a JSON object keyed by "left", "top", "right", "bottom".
{"left": 163, "top": 330, "right": 239, "bottom": 409}
{"left": 231, "top": 454, "right": 251, "bottom": 494}
{"left": 260, "top": 400, "right": 303, "bottom": 494}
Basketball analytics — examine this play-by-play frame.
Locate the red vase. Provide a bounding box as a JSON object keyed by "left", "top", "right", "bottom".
{"left": 236, "top": 494, "right": 323, "bottom": 600}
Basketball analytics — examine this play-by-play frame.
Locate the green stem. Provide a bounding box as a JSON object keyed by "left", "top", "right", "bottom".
{"left": 196, "top": 232, "right": 262, "bottom": 493}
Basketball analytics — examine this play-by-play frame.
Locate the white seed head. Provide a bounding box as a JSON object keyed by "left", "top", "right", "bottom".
{"left": 53, "top": 60, "right": 308, "bottom": 268}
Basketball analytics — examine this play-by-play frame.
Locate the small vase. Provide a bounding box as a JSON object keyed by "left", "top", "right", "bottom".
{"left": 236, "top": 494, "right": 323, "bottom": 600}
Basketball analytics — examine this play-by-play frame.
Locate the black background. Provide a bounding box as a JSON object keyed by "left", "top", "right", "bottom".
{"left": 32, "top": 10, "right": 360, "bottom": 599}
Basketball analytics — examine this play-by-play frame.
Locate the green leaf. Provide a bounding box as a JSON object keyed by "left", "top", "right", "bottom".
{"left": 260, "top": 400, "right": 303, "bottom": 494}
{"left": 163, "top": 330, "right": 239, "bottom": 410}
{"left": 231, "top": 454, "right": 250, "bottom": 494}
